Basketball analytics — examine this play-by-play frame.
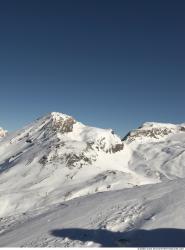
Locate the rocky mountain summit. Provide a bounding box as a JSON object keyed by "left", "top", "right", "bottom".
{"left": 5, "top": 112, "right": 124, "bottom": 170}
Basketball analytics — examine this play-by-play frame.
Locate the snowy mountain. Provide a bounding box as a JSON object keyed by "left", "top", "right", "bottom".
{"left": 0, "top": 112, "right": 131, "bottom": 217}
{"left": 0, "top": 127, "right": 7, "bottom": 138}
{"left": 123, "top": 121, "right": 185, "bottom": 181}
{"left": 0, "top": 112, "right": 185, "bottom": 247}
{"left": 123, "top": 121, "right": 185, "bottom": 142}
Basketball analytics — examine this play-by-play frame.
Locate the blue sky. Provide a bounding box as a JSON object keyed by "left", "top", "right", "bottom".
{"left": 0, "top": 0, "right": 184, "bottom": 136}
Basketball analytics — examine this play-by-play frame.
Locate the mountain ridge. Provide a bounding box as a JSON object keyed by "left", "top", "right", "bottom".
{"left": 1, "top": 111, "right": 185, "bottom": 247}
{"left": 0, "top": 112, "right": 185, "bottom": 217}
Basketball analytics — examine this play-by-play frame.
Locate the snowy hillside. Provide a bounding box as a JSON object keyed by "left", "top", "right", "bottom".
{"left": 0, "top": 112, "right": 139, "bottom": 218}
{"left": 0, "top": 178, "right": 185, "bottom": 247}
{"left": 0, "top": 112, "right": 185, "bottom": 247}
{"left": 123, "top": 121, "right": 185, "bottom": 180}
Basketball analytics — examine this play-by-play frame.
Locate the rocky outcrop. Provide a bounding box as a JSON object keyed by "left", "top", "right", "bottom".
{"left": 122, "top": 122, "right": 185, "bottom": 143}
{"left": 50, "top": 113, "right": 76, "bottom": 133}
{"left": 8, "top": 112, "right": 124, "bottom": 171}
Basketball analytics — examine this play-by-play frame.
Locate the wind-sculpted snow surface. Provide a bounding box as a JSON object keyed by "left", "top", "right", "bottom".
{"left": 0, "top": 178, "right": 185, "bottom": 247}
{"left": 1, "top": 112, "right": 185, "bottom": 247}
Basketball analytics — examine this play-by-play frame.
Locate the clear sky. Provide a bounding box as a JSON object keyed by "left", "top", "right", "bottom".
{"left": 0, "top": 0, "right": 184, "bottom": 136}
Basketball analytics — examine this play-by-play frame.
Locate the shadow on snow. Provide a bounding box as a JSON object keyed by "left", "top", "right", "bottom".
{"left": 50, "top": 227, "right": 185, "bottom": 247}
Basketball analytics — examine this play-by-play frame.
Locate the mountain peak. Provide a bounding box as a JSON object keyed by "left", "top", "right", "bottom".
{"left": 123, "top": 121, "right": 185, "bottom": 142}
{"left": 140, "top": 121, "right": 177, "bottom": 129}
{"left": 49, "top": 112, "right": 73, "bottom": 120}
{"left": 44, "top": 112, "right": 77, "bottom": 134}
{"left": 0, "top": 127, "right": 7, "bottom": 138}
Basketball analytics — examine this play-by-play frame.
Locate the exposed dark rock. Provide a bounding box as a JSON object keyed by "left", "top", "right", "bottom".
{"left": 52, "top": 117, "right": 76, "bottom": 133}
{"left": 26, "top": 139, "right": 32, "bottom": 143}
{"left": 65, "top": 153, "right": 93, "bottom": 168}
{"left": 122, "top": 127, "right": 174, "bottom": 142}
{"left": 111, "top": 143, "right": 124, "bottom": 153}
{"left": 39, "top": 155, "right": 48, "bottom": 165}
{"left": 180, "top": 126, "right": 185, "bottom": 132}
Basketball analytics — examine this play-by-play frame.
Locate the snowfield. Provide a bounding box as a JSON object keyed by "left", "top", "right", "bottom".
{"left": 0, "top": 112, "right": 185, "bottom": 247}
{"left": 0, "top": 179, "right": 185, "bottom": 247}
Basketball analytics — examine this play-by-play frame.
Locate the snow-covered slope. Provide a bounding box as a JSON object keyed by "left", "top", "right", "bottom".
{"left": 1, "top": 114, "right": 185, "bottom": 219}
{"left": 0, "top": 112, "right": 146, "bottom": 217}
{"left": 0, "top": 178, "right": 185, "bottom": 247}
{"left": 123, "top": 122, "right": 185, "bottom": 181}
{"left": 1, "top": 113, "right": 185, "bottom": 246}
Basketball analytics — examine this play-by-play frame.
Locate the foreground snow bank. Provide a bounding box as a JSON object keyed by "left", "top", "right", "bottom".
{"left": 0, "top": 178, "right": 185, "bottom": 247}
